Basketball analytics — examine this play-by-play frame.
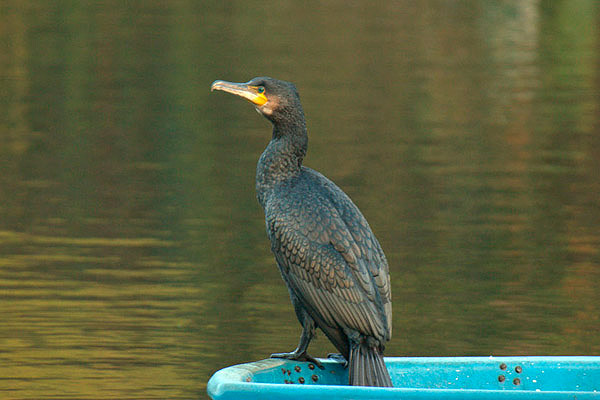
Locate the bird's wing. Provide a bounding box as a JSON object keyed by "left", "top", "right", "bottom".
{"left": 322, "top": 175, "right": 392, "bottom": 336}
{"left": 267, "top": 176, "right": 392, "bottom": 342}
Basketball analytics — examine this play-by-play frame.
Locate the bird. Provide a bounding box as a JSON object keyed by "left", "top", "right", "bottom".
{"left": 210, "top": 77, "right": 393, "bottom": 387}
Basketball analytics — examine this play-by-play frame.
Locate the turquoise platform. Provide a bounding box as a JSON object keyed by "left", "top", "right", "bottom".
{"left": 207, "top": 356, "right": 600, "bottom": 399}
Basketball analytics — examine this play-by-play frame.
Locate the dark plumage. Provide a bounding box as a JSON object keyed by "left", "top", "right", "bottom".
{"left": 211, "top": 77, "right": 393, "bottom": 387}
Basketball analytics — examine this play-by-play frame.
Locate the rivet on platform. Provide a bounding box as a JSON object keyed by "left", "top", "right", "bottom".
{"left": 515, "top": 366, "right": 522, "bottom": 373}
{"left": 513, "top": 378, "right": 521, "bottom": 385}
{"left": 498, "top": 375, "right": 506, "bottom": 382}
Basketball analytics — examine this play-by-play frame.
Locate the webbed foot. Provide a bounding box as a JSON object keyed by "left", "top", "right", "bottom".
{"left": 327, "top": 353, "right": 348, "bottom": 367}
{"left": 271, "top": 350, "right": 324, "bottom": 369}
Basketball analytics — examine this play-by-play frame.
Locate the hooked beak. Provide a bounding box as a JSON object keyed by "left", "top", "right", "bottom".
{"left": 210, "top": 80, "right": 268, "bottom": 106}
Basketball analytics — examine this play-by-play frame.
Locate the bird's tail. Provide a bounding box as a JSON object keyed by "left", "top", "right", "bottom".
{"left": 348, "top": 338, "right": 393, "bottom": 387}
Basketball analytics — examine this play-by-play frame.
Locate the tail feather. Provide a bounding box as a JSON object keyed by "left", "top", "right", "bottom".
{"left": 349, "top": 340, "right": 393, "bottom": 387}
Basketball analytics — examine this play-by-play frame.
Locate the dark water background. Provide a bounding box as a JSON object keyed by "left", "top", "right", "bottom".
{"left": 1, "top": 1, "right": 599, "bottom": 399}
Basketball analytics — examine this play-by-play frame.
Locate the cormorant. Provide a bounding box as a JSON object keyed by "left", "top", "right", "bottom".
{"left": 210, "top": 77, "right": 393, "bottom": 387}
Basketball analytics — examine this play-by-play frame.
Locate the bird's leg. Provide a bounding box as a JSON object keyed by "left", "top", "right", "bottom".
{"left": 271, "top": 315, "right": 323, "bottom": 369}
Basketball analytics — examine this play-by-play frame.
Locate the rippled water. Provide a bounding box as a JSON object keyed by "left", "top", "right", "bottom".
{"left": 1, "top": 1, "right": 599, "bottom": 398}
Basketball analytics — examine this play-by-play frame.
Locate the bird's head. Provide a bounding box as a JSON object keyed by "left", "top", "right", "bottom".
{"left": 211, "top": 77, "right": 303, "bottom": 125}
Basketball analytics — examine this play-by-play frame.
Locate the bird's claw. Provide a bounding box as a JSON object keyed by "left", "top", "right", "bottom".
{"left": 327, "top": 353, "right": 348, "bottom": 367}
{"left": 270, "top": 351, "right": 324, "bottom": 369}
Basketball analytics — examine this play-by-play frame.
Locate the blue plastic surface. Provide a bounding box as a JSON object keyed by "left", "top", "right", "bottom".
{"left": 207, "top": 356, "right": 600, "bottom": 399}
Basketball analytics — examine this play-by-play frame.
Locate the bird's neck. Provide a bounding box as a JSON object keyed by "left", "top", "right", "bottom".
{"left": 256, "top": 120, "right": 308, "bottom": 208}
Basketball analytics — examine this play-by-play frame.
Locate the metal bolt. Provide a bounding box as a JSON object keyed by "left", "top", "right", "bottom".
{"left": 312, "top": 374, "right": 319, "bottom": 382}
{"left": 308, "top": 363, "right": 315, "bottom": 370}
{"left": 295, "top": 366, "right": 301, "bottom": 372}
{"left": 515, "top": 366, "right": 522, "bottom": 373}
{"left": 298, "top": 377, "right": 305, "bottom": 384}
{"left": 498, "top": 375, "right": 506, "bottom": 382}
{"left": 500, "top": 363, "right": 507, "bottom": 370}
{"left": 513, "top": 378, "right": 521, "bottom": 385}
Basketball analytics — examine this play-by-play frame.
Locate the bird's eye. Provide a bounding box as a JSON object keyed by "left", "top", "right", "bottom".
{"left": 257, "top": 86, "right": 265, "bottom": 94}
